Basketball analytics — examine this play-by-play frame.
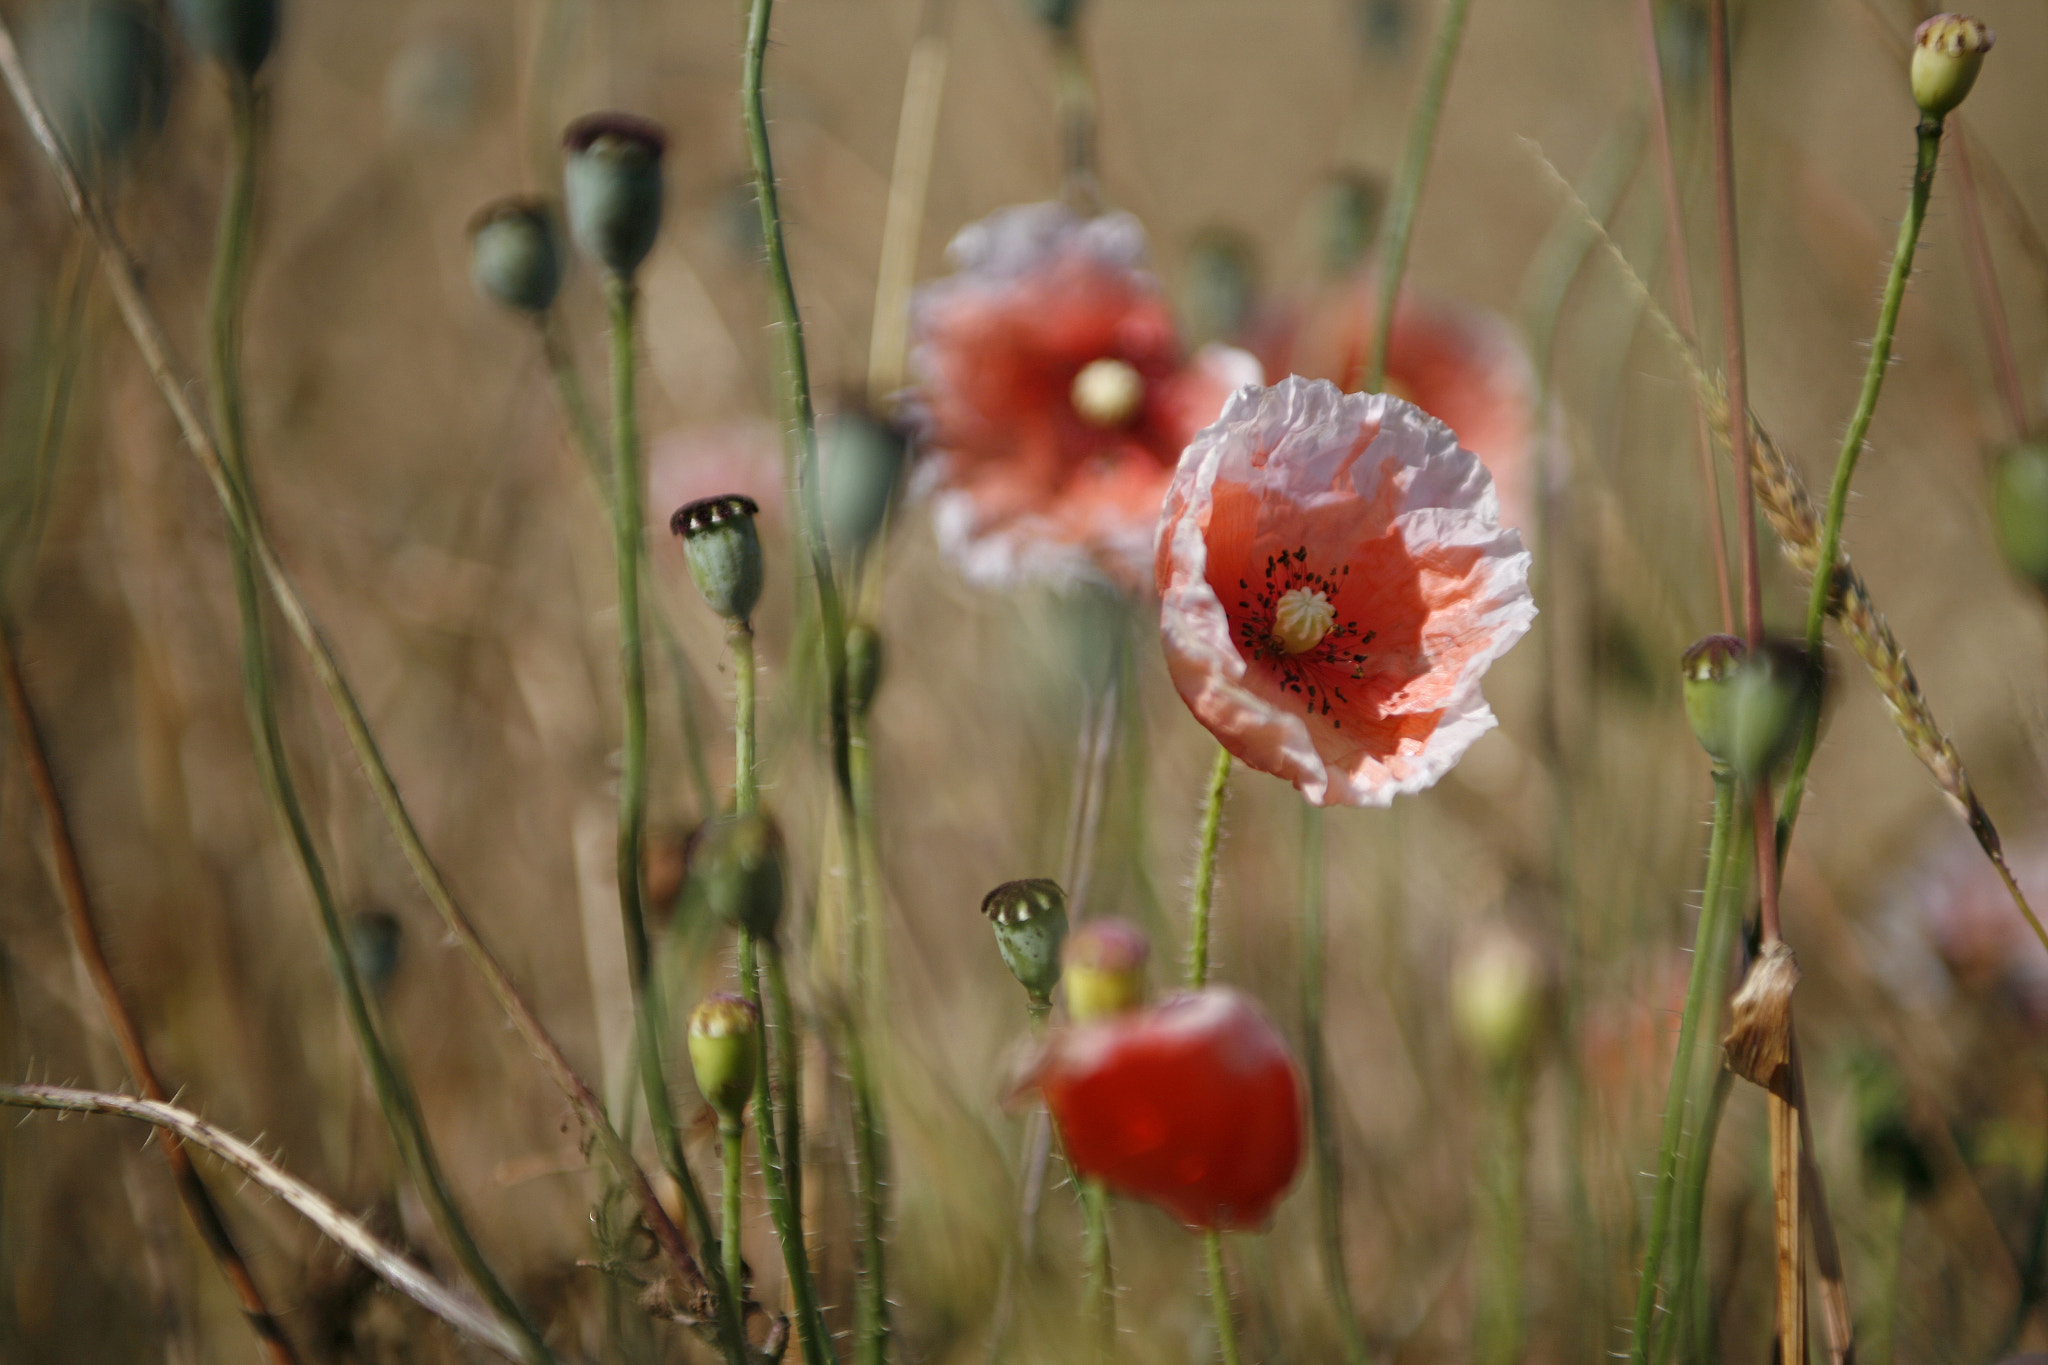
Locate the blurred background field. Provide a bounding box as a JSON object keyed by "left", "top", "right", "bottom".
{"left": 4, "top": 0, "right": 2048, "bottom": 1360}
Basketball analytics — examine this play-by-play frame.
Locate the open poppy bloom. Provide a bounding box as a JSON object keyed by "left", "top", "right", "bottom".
{"left": 907, "top": 202, "right": 1260, "bottom": 587}
{"left": 1253, "top": 280, "right": 1540, "bottom": 533}
{"left": 1029, "top": 988, "right": 1303, "bottom": 1230}
{"left": 1157, "top": 378, "right": 1534, "bottom": 806}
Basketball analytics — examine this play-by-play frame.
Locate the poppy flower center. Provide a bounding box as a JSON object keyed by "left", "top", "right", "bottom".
{"left": 1233, "top": 545, "right": 1377, "bottom": 729}
{"left": 1271, "top": 587, "right": 1335, "bottom": 654}
{"left": 1071, "top": 357, "right": 1145, "bottom": 427}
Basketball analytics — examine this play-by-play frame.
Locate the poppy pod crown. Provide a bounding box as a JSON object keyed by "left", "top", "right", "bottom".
{"left": 1157, "top": 378, "right": 1534, "bottom": 806}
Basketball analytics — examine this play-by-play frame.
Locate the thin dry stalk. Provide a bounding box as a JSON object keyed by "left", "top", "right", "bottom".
{"left": 0, "top": 1083, "right": 529, "bottom": 1361}
{"left": 0, "top": 624, "right": 303, "bottom": 1365}
{"left": 1723, "top": 941, "right": 1806, "bottom": 1362}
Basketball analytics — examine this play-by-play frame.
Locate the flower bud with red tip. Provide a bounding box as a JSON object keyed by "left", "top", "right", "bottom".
{"left": 1061, "top": 918, "right": 1149, "bottom": 1022}
{"left": 1029, "top": 987, "right": 1304, "bottom": 1230}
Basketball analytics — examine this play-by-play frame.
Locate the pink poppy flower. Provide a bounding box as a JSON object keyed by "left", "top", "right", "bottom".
{"left": 1156, "top": 378, "right": 1534, "bottom": 806}
{"left": 1254, "top": 280, "right": 1541, "bottom": 533}
{"left": 1028, "top": 987, "right": 1303, "bottom": 1231}
{"left": 908, "top": 203, "right": 1261, "bottom": 587}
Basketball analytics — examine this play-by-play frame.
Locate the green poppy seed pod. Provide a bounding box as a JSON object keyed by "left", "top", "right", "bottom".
{"left": 821, "top": 405, "right": 909, "bottom": 566}
{"left": 1449, "top": 929, "right": 1544, "bottom": 1074}
{"left": 1680, "top": 633, "right": 1746, "bottom": 769}
{"left": 468, "top": 197, "right": 563, "bottom": 315}
{"left": 1993, "top": 440, "right": 2048, "bottom": 591}
{"left": 670, "top": 495, "right": 765, "bottom": 624}
{"left": 1061, "top": 918, "right": 1149, "bottom": 1022}
{"left": 1180, "top": 229, "right": 1257, "bottom": 348}
{"left": 346, "top": 909, "right": 403, "bottom": 1000}
{"left": 845, "top": 620, "right": 883, "bottom": 719}
{"left": 170, "top": 0, "right": 277, "bottom": 80}
{"left": 693, "top": 811, "right": 785, "bottom": 942}
{"left": 562, "top": 113, "right": 665, "bottom": 279}
{"left": 688, "top": 992, "right": 760, "bottom": 1130}
{"left": 27, "top": 0, "right": 169, "bottom": 179}
{"left": 981, "top": 879, "right": 1069, "bottom": 1005}
{"left": 1910, "top": 14, "right": 1993, "bottom": 119}
{"left": 1725, "top": 639, "right": 1822, "bottom": 785}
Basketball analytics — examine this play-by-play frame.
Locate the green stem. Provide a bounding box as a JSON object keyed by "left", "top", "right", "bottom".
{"left": 723, "top": 1120, "right": 747, "bottom": 1338}
{"left": 205, "top": 78, "right": 552, "bottom": 1365}
{"left": 1628, "top": 774, "right": 1738, "bottom": 1365}
{"left": 1051, "top": 27, "right": 1099, "bottom": 214}
{"left": 1186, "top": 745, "right": 1233, "bottom": 990}
{"left": 606, "top": 274, "right": 739, "bottom": 1361}
{"left": 1362, "top": 0, "right": 1473, "bottom": 394}
{"left": 1476, "top": 1069, "right": 1528, "bottom": 1365}
{"left": 742, "top": 932, "right": 834, "bottom": 1365}
{"left": 1300, "top": 806, "right": 1368, "bottom": 1363}
{"left": 1783, "top": 116, "right": 1944, "bottom": 845}
{"left": 734, "top": 622, "right": 759, "bottom": 814}
{"left": 846, "top": 1021, "right": 891, "bottom": 1365}
{"left": 1081, "top": 1177, "right": 1115, "bottom": 1359}
{"left": 1203, "top": 1231, "right": 1241, "bottom": 1365}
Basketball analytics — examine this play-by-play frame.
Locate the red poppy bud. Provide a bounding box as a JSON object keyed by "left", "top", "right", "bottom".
{"left": 1031, "top": 987, "right": 1303, "bottom": 1230}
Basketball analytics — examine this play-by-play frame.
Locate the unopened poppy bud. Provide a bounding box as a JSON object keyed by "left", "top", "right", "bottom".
{"left": 1680, "top": 633, "right": 1747, "bottom": 769}
{"left": 1993, "top": 440, "right": 2048, "bottom": 591}
{"left": 562, "top": 113, "right": 666, "bottom": 279}
{"left": 671, "top": 495, "right": 765, "bottom": 624}
{"left": 845, "top": 621, "right": 883, "bottom": 719}
{"left": 821, "top": 405, "right": 909, "bottom": 565}
{"left": 1910, "top": 14, "right": 1992, "bottom": 119}
{"left": 693, "top": 811, "right": 785, "bottom": 941}
{"left": 468, "top": 197, "right": 562, "bottom": 315}
{"left": 171, "top": 0, "right": 277, "bottom": 80}
{"left": 981, "top": 879, "right": 1069, "bottom": 1006}
{"left": 1450, "top": 929, "right": 1544, "bottom": 1072}
{"left": 346, "top": 909, "right": 403, "bottom": 1000}
{"left": 1062, "top": 919, "right": 1149, "bottom": 1022}
{"left": 28, "top": 0, "right": 169, "bottom": 178}
{"left": 1725, "top": 639, "right": 1822, "bottom": 784}
{"left": 1071, "top": 358, "right": 1144, "bottom": 428}
{"left": 688, "top": 993, "right": 760, "bottom": 1129}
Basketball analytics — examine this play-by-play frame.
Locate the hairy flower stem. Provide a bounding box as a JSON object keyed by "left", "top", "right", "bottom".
{"left": 1186, "top": 745, "right": 1234, "bottom": 990}
{"left": 1081, "top": 1177, "right": 1115, "bottom": 1358}
{"left": 1629, "top": 774, "right": 1738, "bottom": 1365}
{"left": 742, "top": 6, "right": 889, "bottom": 1354}
{"left": 723, "top": 1120, "right": 748, "bottom": 1335}
{"left": 202, "top": 79, "right": 554, "bottom": 1365}
{"left": 0, "top": 27, "right": 717, "bottom": 1317}
{"left": 605, "top": 277, "right": 738, "bottom": 1360}
{"left": 1300, "top": 807, "right": 1369, "bottom": 1364}
{"left": 742, "top": 932, "right": 834, "bottom": 1365}
{"left": 0, "top": 621, "right": 303, "bottom": 1365}
{"left": 733, "top": 622, "right": 759, "bottom": 814}
{"left": 1783, "top": 117, "right": 1945, "bottom": 841}
{"left": 1363, "top": 0, "right": 1472, "bottom": 394}
{"left": 1204, "top": 1231, "right": 1243, "bottom": 1365}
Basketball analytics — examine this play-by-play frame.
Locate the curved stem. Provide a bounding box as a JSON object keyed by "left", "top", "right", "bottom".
{"left": 0, "top": 1084, "right": 531, "bottom": 1362}
{"left": 0, "top": 623, "right": 303, "bottom": 1365}
{"left": 205, "top": 79, "right": 551, "bottom": 1365}
{"left": 1203, "top": 1231, "right": 1241, "bottom": 1365}
{"left": 1629, "top": 775, "right": 1737, "bottom": 1365}
{"left": 1362, "top": 0, "right": 1472, "bottom": 394}
{"left": 1300, "top": 806, "right": 1368, "bottom": 1363}
{"left": 1186, "top": 746, "right": 1234, "bottom": 990}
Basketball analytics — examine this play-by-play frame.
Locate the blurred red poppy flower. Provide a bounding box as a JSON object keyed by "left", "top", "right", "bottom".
{"left": 1254, "top": 280, "right": 1540, "bottom": 533}
{"left": 1156, "top": 378, "right": 1534, "bottom": 806}
{"left": 907, "top": 202, "right": 1260, "bottom": 588}
{"left": 1030, "top": 987, "right": 1303, "bottom": 1230}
